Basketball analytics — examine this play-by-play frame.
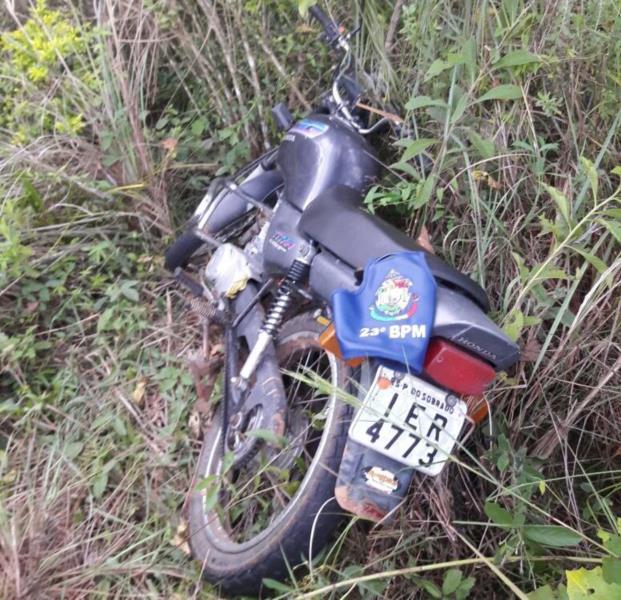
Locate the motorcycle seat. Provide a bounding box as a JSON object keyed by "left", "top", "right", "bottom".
{"left": 298, "top": 184, "right": 490, "bottom": 312}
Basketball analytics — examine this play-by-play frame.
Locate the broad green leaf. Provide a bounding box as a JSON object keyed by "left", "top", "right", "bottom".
{"left": 120, "top": 282, "right": 139, "bottom": 302}
{"left": 503, "top": 307, "right": 524, "bottom": 341}
{"left": 451, "top": 94, "right": 469, "bottom": 124}
{"left": 580, "top": 156, "right": 598, "bottom": 200}
{"left": 539, "top": 215, "right": 564, "bottom": 241}
{"left": 456, "top": 576, "right": 477, "bottom": 600}
{"left": 262, "top": 578, "right": 292, "bottom": 592}
{"left": 566, "top": 567, "right": 621, "bottom": 600}
{"left": 399, "top": 138, "right": 437, "bottom": 162}
{"left": 412, "top": 175, "right": 436, "bottom": 209}
{"left": 484, "top": 501, "right": 514, "bottom": 527}
{"left": 523, "top": 525, "right": 582, "bottom": 547}
{"left": 297, "top": 0, "right": 315, "bottom": 16}
{"left": 191, "top": 117, "right": 206, "bottom": 137}
{"left": 424, "top": 53, "right": 464, "bottom": 81}
{"left": 598, "top": 218, "right": 621, "bottom": 243}
{"left": 477, "top": 84, "right": 523, "bottom": 102}
{"left": 467, "top": 129, "right": 495, "bottom": 159}
{"left": 405, "top": 95, "right": 447, "bottom": 110}
{"left": 527, "top": 584, "right": 565, "bottom": 599}
{"left": 462, "top": 37, "right": 477, "bottom": 82}
{"left": 571, "top": 246, "right": 611, "bottom": 287}
{"left": 425, "top": 59, "right": 451, "bottom": 81}
{"left": 494, "top": 50, "right": 541, "bottom": 69}
{"left": 391, "top": 161, "right": 421, "bottom": 178}
{"left": 194, "top": 474, "right": 218, "bottom": 492}
{"left": 220, "top": 450, "right": 236, "bottom": 475}
{"left": 97, "top": 307, "right": 115, "bottom": 333}
{"left": 604, "top": 533, "right": 621, "bottom": 555}
{"left": 246, "top": 428, "right": 287, "bottom": 447}
{"left": 65, "top": 441, "right": 84, "bottom": 459}
{"left": 417, "top": 577, "right": 442, "bottom": 598}
{"left": 358, "top": 578, "right": 389, "bottom": 595}
{"left": 203, "top": 483, "right": 219, "bottom": 512}
{"left": 542, "top": 183, "right": 572, "bottom": 229}
{"left": 611, "top": 166, "right": 621, "bottom": 177}
{"left": 530, "top": 263, "right": 568, "bottom": 281}
{"left": 512, "top": 252, "right": 530, "bottom": 281}
{"left": 446, "top": 52, "right": 466, "bottom": 66}
{"left": 92, "top": 470, "right": 108, "bottom": 499}
{"left": 602, "top": 557, "right": 621, "bottom": 585}
{"left": 442, "top": 568, "right": 463, "bottom": 595}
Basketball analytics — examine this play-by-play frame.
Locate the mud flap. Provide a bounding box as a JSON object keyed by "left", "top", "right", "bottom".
{"left": 335, "top": 437, "right": 416, "bottom": 522}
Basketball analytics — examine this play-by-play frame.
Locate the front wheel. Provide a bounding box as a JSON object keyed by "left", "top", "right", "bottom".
{"left": 188, "top": 313, "right": 353, "bottom": 597}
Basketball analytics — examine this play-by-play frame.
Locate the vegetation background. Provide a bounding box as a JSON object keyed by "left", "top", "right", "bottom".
{"left": 0, "top": 0, "right": 620, "bottom": 598}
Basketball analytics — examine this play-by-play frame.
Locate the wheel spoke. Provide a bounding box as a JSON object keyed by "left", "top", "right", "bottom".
{"left": 202, "top": 331, "right": 341, "bottom": 545}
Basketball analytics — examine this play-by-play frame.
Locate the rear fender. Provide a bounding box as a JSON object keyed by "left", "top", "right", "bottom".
{"left": 335, "top": 361, "right": 414, "bottom": 522}
{"left": 335, "top": 437, "right": 415, "bottom": 522}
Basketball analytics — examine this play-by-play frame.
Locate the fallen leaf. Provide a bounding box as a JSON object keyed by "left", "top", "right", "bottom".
{"left": 188, "top": 410, "right": 201, "bottom": 438}
{"left": 25, "top": 301, "right": 39, "bottom": 314}
{"left": 472, "top": 169, "right": 502, "bottom": 190}
{"left": 131, "top": 378, "right": 147, "bottom": 407}
{"left": 170, "top": 519, "right": 191, "bottom": 556}
{"left": 161, "top": 138, "right": 178, "bottom": 152}
{"left": 416, "top": 225, "right": 434, "bottom": 254}
{"left": 521, "top": 335, "right": 542, "bottom": 362}
{"left": 210, "top": 343, "right": 224, "bottom": 357}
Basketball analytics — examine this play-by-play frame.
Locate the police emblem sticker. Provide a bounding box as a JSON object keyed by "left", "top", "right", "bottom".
{"left": 370, "top": 269, "right": 419, "bottom": 322}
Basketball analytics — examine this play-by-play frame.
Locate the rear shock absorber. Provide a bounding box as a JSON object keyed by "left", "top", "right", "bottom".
{"left": 235, "top": 258, "right": 311, "bottom": 389}
{"left": 262, "top": 259, "right": 309, "bottom": 335}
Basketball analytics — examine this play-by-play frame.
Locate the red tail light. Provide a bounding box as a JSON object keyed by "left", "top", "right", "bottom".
{"left": 423, "top": 339, "right": 496, "bottom": 397}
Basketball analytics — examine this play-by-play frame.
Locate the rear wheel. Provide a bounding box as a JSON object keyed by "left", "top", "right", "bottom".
{"left": 188, "top": 313, "right": 353, "bottom": 596}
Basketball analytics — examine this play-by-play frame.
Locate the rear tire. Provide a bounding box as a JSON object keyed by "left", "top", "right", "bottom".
{"left": 188, "top": 313, "right": 352, "bottom": 597}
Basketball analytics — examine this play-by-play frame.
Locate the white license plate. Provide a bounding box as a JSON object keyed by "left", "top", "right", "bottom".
{"left": 348, "top": 366, "right": 468, "bottom": 476}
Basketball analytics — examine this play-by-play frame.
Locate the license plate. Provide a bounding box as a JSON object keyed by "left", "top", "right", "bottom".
{"left": 348, "top": 366, "right": 468, "bottom": 476}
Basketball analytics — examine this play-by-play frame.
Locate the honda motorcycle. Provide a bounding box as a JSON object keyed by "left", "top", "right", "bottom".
{"left": 165, "top": 5, "right": 520, "bottom": 596}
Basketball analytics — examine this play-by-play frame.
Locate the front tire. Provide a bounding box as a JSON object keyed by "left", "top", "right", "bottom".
{"left": 188, "top": 313, "right": 352, "bottom": 597}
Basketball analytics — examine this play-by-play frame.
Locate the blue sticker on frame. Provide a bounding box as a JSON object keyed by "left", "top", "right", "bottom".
{"left": 289, "top": 118, "right": 329, "bottom": 138}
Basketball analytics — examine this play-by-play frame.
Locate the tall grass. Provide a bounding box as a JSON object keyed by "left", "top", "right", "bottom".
{"left": 1, "top": 0, "right": 620, "bottom": 598}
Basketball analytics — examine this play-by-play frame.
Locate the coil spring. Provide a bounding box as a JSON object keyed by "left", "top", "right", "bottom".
{"left": 262, "top": 260, "right": 309, "bottom": 336}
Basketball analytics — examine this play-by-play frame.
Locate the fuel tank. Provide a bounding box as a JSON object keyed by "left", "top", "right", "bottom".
{"left": 277, "top": 113, "right": 379, "bottom": 210}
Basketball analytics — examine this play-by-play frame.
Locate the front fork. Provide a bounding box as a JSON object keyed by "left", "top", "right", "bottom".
{"left": 226, "top": 284, "right": 289, "bottom": 443}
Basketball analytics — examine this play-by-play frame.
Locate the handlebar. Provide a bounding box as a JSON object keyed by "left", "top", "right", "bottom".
{"left": 308, "top": 5, "right": 341, "bottom": 47}
{"left": 307, "top": 4, "right": 396, "bottom": 137}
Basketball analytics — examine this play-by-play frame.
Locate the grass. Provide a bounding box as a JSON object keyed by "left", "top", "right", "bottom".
{"left": 1, "top": 0, "right": 620, "bottom": 598}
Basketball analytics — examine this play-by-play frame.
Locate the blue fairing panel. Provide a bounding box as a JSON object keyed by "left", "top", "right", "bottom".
{"left": 332, "top": 252, "right": 437, "bottom": 373}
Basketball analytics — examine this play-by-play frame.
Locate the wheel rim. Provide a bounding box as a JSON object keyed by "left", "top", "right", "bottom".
{"left": 199, "top": 330, "right": 340, "bottom": 550}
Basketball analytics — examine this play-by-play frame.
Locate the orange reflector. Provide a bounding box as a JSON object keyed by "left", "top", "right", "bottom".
{"left": 465, "top": 396, "right": 490, "bottom": 424}
{"left": 319, "top": 323, "right": 364, "bottom": 367}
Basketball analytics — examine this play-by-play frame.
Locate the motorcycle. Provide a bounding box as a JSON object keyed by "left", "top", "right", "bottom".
{"left": 165, "top": 5, "right": 520, "bottom": 596}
